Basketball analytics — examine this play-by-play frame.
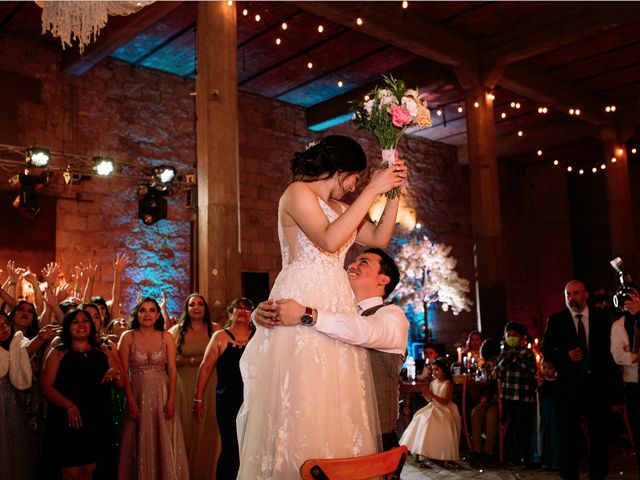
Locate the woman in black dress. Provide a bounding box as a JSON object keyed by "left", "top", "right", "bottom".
{"left": 40, "top": 308, "right": 124, "bottom": 480}
{"left": 194, "top": 297, "right": 254, "bottom": 480}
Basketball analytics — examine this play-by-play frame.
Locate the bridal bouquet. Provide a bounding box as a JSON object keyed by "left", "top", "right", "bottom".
{"left": 352, "top": 74, "right": 432, "bottom": 197}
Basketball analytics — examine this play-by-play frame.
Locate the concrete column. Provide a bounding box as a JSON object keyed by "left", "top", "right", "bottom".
{"left": 195, "top": 2, "right": 241, "bottom": 320}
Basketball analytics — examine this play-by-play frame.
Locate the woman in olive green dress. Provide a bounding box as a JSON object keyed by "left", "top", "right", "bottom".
{"left": 169, "top": 293, "right": 222, "bottom": 480}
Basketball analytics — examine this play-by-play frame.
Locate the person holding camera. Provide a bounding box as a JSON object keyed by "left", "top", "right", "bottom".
{"left": 542, "top": 280, "right": 615, "bottom": 480}
{"left": 610, "top": 287, "right": 640, "bottom": 471}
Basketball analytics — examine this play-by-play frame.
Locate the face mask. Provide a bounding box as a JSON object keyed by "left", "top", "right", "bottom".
{"left": 505, "top": 336, "right": 520, "bottom": 347}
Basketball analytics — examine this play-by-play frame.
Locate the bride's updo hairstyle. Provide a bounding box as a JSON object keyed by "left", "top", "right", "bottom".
{"left": 291, "top": 135, "right": 366, "bottom": 182}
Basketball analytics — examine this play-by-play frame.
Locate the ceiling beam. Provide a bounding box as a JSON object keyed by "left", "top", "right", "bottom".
{"left": 290, "top": 1, "right": 473, "bottom": 67}
{"left": 305, "top": 59, "right": 456, "bottom": 129}
{"left": 62, "top": 1, "right": 184, "bottom": 76}
{"left": 499, "top": 63, "right": 607, "bottom": 126}
{"left": 484, "top": 4, "right": 640, "bottom": 65}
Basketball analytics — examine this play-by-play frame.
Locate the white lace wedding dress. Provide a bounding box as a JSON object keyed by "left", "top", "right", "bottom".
{"left": 237, "top": 197, "right": 381, "bottom": 479}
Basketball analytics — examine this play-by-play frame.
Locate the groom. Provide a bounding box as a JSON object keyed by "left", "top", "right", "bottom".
{"left": 256, "top": 247, "right": 409, "bottom": 450}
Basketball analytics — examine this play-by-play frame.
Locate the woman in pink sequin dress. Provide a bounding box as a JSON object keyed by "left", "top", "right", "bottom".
{"left": 117, "top": 297, "right": 189, "bottom": 480}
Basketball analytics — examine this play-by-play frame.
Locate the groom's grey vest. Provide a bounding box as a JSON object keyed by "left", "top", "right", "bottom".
{"left": 361, "top": 304, "right": 404, "bottom": 433}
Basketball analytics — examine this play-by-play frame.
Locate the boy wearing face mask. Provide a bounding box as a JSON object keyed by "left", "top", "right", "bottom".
{"left": 495, "top": 321, "right": 538, "bottom": 468}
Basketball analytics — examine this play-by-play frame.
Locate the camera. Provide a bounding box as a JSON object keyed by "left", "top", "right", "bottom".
{"left": 609, "top": 257, "right": 638, "bottom": 308}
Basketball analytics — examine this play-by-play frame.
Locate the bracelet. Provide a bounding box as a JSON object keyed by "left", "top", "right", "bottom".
{"left": 193, "top": 398, "right": 203, "bottom": 403}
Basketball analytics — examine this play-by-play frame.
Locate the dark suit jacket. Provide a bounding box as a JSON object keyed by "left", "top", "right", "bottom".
{"left": 542, "top": 306, "right": 614, "bottom": 382}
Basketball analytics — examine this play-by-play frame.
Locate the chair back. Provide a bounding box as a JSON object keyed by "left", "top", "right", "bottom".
{"left": 299, "top": 446, "right": 408, "bottom": 480}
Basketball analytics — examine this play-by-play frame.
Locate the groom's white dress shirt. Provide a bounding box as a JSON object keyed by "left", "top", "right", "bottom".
{"left": 315, "top": 296, "right": 408, "bottom": 355}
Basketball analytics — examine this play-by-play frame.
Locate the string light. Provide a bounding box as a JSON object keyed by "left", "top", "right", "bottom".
{"left": 227, "top": 0, "right": 232, "bottom": 6}
{"left": 510, "top": 102, "right": 516, "bottom": 108}
{"left": 436, "top": 109, "right": 442, "bottom": 116}
{"left": 575, "top": 109, "right": 581, "bottom": 115}
{"left": 307, "top": 62, "right": 313, "bottom": 69}
{"left": 537, "top": 150, "right": 543, "bottom": 156}
{"left": 605, "top": 105, "right": 616, "bottom": 112}
{"left": 601, "top": 164, "right": 606, "bottom": 170}
{"left": 500, "top": 112, "right": 507, "bottom": 119}
{"left": 537, "top": 107, "right": 548, "bottom": 114}
{"left": 569, "top": 108, "right": 575, "bottom": 115}
{"left": 553, "top": 160, "right": 559, "bottom": 166}
{"left": 457, "top": 105, "right": 463, "bottom": 113}
{"left": 611, "top": 157, "right": 617, "bottom": 163}
{"left": 579, "top": 169, "right": 584, "bottom": 175}
{"left": 567, "top": 166, "right": 572, "bottom": 172}
{"left": 487, "top": 92, "right": 495, "bottom": 101}
{"left": 242, "top": 8, "right": 248, "bottom": 16}
{"left": 415, "top": 222, "right": 422, "bottom": 229}
{"left": 356, "top": 17, "right": 363, "bottom": 26}
{"left": 364, "top": 95, "right": 370, "bottom": 101}
{"left": 473, "top": 101, "right": 479, "bottom": 108}
{"left": 254, "top": 14, "right": 261, "bottom": 22}
{"left": 569, "top": 108, "right": 581, "bottom": 116}
{"left": 275, "top": 38, "right": 281, "bottom": 45}
{"left": 517, "top": 130, "right": 523, "bottom": 137}
{"left": 337, "top": 80, "right": 343, "bottom": 88}
{"left": 592, "top": 167, "right": 597, "bottom": 173}
{"left": 616, "top": 148, "right": 624, "bottom": 156}
{"left": 402, "top": 0, "right": 409, "bottom": 8}
{"left": 632, "top": 148, "right": 637, "bottom": 154}
{"left": 281, "top": 22, "right": 288, "bottom": 30}
{"left": 317, "top": 25, "right": 324, "bottom": 33}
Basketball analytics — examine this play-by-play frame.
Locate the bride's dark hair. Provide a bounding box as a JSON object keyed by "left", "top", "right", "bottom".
{"left": 290, "top": 135, "right": 367, "bottom": 182}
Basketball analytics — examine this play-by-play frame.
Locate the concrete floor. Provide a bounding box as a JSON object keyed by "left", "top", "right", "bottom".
{"left": 399, "top": 448, "right": 638, "bottom": 479}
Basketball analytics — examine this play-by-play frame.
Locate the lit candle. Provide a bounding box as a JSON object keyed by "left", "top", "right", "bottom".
{"left": 457, "top": 347, "right": 462, "bottom": 364}
{"left": 527, "top": 342, "right": 532, "bottom": 349}
{"left": 466, "top": 352, "right": 471, "bottom": 368}
{"left": 536, "top": 354, "right": 541, "bottom": 369}
{"left": 534, "top": 338, "right": 539, "bottom": 346}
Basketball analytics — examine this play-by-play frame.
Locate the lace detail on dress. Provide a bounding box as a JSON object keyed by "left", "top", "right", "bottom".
{"left": 278, "top": 197, "right": 356, "bottom": 269}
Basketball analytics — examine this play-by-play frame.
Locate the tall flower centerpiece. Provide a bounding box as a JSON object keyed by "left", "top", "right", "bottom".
{"left": 352, "top": 74, "right": 432, "bottom": 197}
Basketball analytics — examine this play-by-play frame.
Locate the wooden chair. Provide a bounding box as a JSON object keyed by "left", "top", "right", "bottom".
{"left": 299, "top": 445, "right": 408, "bottom": 480}
{"left": 453, "top": 374, "right": 473, "bottom": 452}
{"left": 497, "top": 380, "right": 511, "bottom": 463}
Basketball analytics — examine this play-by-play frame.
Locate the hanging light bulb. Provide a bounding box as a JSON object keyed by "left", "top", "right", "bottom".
{"left": 317, "top": 25, "right": 324, "bottom": 33}
{"left": 500, "top": 112, "right": 507, "bottom": 119}
{"left": 567, "top": 166, "right": 573, "bottom": 172}
{"left": 337, "top": 80, "right": 343, "bottom": 88}
{"left": 402, "top": 0, "right": 409, "bottom": 8}
{"left": 254, "top": 14, "right": 261, "bottom": 22}
{"left": 537, "top": 150, "right": 543, "bottom": 156}
{"left": 307, "top": 62, "right": 313, "bottom": 69}
{"left": 275, "top": 37, "right": 281, "bottom": 45}
{"left": 281, "top": 22, "right": 288, "bottom": 30}
{"left": 356, "top": 17, "right": 363, "bottom": 26}
{"left": 553, "top": 160, "right": 559, "bottom": 166}
{"left": 242, "top": 8, "right": 248, "bottom": 16}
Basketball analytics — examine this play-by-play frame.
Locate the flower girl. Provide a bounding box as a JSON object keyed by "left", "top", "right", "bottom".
{"left": 400, "top": 358, "right": 461, "bottom": 466}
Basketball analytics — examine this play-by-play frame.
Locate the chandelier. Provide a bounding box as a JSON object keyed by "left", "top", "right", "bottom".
{"left": 37, "top": 1, "right": 155, "bottom": 54}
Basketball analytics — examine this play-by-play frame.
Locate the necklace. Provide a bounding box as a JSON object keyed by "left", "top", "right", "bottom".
{"left": 71, "top": 345, "right": 92, "bottom": 353}
{"left": 230, "top": 338, "right": 249, "bottom": 348}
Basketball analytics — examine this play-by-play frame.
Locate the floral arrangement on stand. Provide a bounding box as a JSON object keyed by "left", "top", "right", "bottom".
{"left": 392, "top": 234, "right": 473, "bottom": 317}
{"left": 351, "top": 74, "right": 432, "bottom": 197}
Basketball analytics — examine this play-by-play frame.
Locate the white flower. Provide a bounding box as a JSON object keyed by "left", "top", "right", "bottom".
{"left": 364, "top": 99, "right": 375, "bottom": 114}
{"left": 401, "top": 97, "right": 418, "bottom": 117}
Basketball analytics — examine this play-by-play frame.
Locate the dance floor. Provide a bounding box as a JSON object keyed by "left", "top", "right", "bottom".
{"left": 400, "top": 447, "right": 636, "bottom": 479}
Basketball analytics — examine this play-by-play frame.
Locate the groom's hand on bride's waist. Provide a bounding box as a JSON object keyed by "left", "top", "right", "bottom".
{"left": 255, "top": 299, "right": 279, "bottom": 328}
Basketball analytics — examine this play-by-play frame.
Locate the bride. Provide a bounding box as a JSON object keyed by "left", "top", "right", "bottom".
{"left": 237, "top": 135, "right": 406, "bottom": 479}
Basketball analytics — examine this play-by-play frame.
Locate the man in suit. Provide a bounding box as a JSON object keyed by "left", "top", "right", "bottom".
{"left": 255, "top": 248, "right": 409, "bottom": 451}
{"left": 542, "top": 280, "right": 615, "bottom": 480}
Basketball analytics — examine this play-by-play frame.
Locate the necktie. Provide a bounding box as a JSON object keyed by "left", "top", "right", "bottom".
{"left": 576, "top": 314, "right": 589, "bottom": 374}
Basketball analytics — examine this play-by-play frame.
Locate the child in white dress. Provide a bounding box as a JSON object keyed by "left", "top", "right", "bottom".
{"left": 400, "top": 358, "right": 461, "bottom": 466}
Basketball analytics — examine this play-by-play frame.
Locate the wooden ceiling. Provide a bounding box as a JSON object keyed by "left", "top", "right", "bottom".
{"left": 2, "top": 1, "right": 640, "bottom": 171}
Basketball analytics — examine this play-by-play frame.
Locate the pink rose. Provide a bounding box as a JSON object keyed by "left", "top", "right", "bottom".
{"left": 388, "top": 104, "right": 412, "bottom": 127}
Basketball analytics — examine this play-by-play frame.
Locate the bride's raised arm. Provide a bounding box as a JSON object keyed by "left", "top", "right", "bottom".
{"left": 281, "top": 166, "right": 403, "bottom": 254}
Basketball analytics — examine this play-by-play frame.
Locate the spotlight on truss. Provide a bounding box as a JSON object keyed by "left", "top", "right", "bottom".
{"left": 25, "top": 147, "right": 50, "bottom": 168}
{"left": 151, "top": 165, "right": 177, "bottom": 192}
{"left": 92, "top": 156, "right": 115, "bottom": 176}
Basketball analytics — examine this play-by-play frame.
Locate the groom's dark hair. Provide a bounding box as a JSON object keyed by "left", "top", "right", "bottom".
{"left": 364, "top": 248, "right": 400, "bottom": 298}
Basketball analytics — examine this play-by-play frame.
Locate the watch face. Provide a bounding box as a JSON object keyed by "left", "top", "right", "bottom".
{"left": 300, "top": 314, "right": 313, "bottom": 326}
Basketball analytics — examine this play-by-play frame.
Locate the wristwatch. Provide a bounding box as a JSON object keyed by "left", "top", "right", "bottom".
{"left": 300, "top": 306, "right": 314, "bottom": 326}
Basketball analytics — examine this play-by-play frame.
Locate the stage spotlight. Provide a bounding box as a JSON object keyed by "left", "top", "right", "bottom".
{"left": 138, "top": 187, "right": 167, "bottom": 225}
{"left": 25, "top": 147, "right": 50, "bottom": 168}
{"left": 151, "top": 165, "right": 177, "bottom": 192}
{"left": 13, "top": 172, "right": 47, "bottom": 216}
{"left": 93, "top": 156, "right": 115, "bottom": 176}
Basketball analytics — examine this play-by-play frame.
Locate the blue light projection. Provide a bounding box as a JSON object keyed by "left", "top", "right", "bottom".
{"left": 309, "top": 113, "right": 353, "bottom": 131}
